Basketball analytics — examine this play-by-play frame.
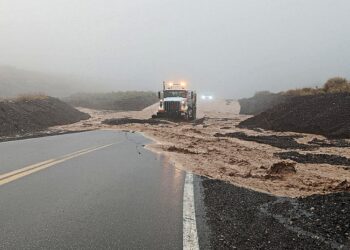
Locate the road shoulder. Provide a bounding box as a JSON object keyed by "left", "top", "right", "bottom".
{"left": 198, "top": 177, "right": 349, "bottom": 249}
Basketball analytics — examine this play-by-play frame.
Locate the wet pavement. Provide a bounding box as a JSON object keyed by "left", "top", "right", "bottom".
{"left": 0, "top": 131, "right": 184, "bottom": 249}
{"left": 1, "top": 130, "right": 348, "bottom": 249}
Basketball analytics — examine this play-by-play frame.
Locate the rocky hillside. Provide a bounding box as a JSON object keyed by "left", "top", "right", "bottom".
{"left": 0, "top": 96, "right": 90, "bottom": 136}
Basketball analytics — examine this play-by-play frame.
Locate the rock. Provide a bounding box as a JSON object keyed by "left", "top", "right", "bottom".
{"left": 268, "top": 161, "right": 297, "bottom": 175}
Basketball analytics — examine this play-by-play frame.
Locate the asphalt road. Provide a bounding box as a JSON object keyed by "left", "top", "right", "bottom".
{"left": 2, "top": 130, "right": 344, "bottom": 250}
{"left": 0, "top": 131, "right": 186, "bottom": 249}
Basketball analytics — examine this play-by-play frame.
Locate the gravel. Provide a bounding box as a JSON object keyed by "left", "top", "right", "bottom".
{"left": 264, "top": 192, "right": 350, "bottom": 249}
{"left": 200, "top": 177, "right": 340, "bottom": 249}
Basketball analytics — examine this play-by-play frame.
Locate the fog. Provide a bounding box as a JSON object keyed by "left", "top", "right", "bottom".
{"left": 1, "top": 0, "right": 350, "bottom": 98}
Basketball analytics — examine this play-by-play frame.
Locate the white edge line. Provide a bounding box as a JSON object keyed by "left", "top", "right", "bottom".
{"left": 183, "top": 172, "right": 200, "bottom": 250}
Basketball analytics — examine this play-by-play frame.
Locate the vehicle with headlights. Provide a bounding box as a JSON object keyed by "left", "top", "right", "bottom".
{"left": 201, "top": 95, "right": 214, "bottom": 100}
{"left": 154, "top": 81, "right": 197, "bottom": 120}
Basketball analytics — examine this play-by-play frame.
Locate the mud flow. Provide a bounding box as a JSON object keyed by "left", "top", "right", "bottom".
{"left": 50, "top": 99, "right": 350, "bottom": 197}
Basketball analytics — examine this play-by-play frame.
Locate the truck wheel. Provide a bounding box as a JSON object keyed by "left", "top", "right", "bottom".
{"left": 185, "top": 110, "right": 192, "bottom": 121}
{"left": 192, "top": 109, "right": 197, "bottom": 120}
{"left": 187, "top": 109, "right": 195, "bottom": 121}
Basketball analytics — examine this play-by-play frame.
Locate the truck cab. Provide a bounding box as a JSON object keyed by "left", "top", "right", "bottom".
{"left": 156, "top": 81, "right": 197, "bottom": 120}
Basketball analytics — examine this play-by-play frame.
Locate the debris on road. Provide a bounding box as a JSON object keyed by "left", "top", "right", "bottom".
{"left": 166, "top": 145, "right": 200, "bottom": 154}
{"left": 308, "top": 138, "right": 350, "bottom": 148}
{"left": 214, "top": 132, "right": 313, "bottom": 150}
{"left": 267, "top": 161, "right": 297, "bottom": 175}
{"left": 51, "top": 99, "right": 350, "bottom": 197}
{"left": 275, "top": 151, "right": 350, "bottom": 167}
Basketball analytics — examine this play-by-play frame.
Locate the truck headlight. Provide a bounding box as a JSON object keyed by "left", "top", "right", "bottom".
{"left": 181, "top": 101, "right": 187, "bottom": 111}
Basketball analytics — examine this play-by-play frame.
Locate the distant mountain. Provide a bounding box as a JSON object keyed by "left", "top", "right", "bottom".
{"left": 0, "top": 66, "right": 104, "bottom": 98}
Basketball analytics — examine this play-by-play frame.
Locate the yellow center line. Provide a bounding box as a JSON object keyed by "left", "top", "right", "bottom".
{"left": 0, "top": 147, "right": 94, "bottom": 181}
{"left": 0, "top": 143, "right": 115, "bottom": 187}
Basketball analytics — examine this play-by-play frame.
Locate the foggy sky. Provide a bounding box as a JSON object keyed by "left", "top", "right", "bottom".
{"left": 1, "top": 0, "right": 350, "bottom": 98}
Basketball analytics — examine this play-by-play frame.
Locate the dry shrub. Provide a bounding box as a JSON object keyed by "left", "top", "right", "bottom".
{"left": 323, "top": 77, "right": 350, "bottom": 93}
{"left": 284, "top": 88, "right": 324, "bottom": 96}
{"left": 13, "top": 93, "right": 48, "bottom": 102}
{"left": 282, "top": 77, "right": 350, "bottom": 96}
{"left": 253, "top": 91, "right": 274, "bottom": 97}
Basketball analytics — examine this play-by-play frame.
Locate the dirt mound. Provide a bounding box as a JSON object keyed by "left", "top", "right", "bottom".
{"left": 0, "top": 97, "right": 90, "bottom": 136}
{"left": 268, "top": 162, "right": 297, "bottom": 175}
{"left": 239, "top": 93, "right": 350, "bottom": 138}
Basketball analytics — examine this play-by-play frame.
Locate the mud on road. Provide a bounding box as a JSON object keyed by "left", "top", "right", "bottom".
{"left": 51, "top": 99, "right": 350, "bottom": 198}
{"left": 42, "top": 99, "right": 350, "bottom": 249}
{"left": 275, "top": 151, "right": 350, "bottom": 168}
{"left": 214, "top": 132, "right": 314, "bottom": 150}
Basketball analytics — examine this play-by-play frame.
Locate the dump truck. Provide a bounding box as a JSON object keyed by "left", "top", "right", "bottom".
{"left": 154, "top": 81, "right": 197, "bottom": 120}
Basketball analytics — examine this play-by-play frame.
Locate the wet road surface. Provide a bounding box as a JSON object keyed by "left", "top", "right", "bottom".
{"left": 0, "top": 131, "right": 185, "bottom": 249}
{"left": 1, "top": 130, "right": 344, "bottom": 250}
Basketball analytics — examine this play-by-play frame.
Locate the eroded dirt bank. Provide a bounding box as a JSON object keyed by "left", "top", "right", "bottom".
{"left": 240, "top": 93, "right": 350, "bottom": 138}
{"left": 51, "top": 99, "right": 350, "bottom": 197}
{"left": 0, "top": 96, "right": 90, "bottom": 137}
